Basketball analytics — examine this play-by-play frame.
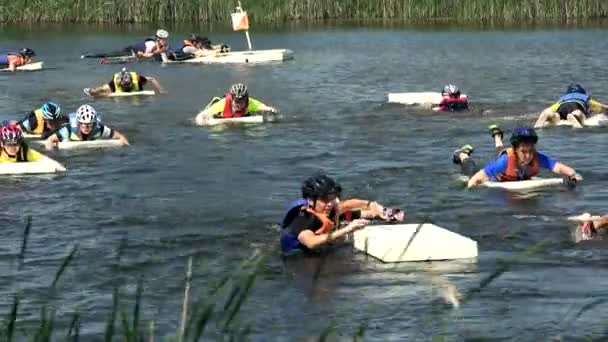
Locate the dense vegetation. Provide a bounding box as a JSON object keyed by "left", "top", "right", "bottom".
{"left": 1, "top": 0, "right": 607, "bottom": 24}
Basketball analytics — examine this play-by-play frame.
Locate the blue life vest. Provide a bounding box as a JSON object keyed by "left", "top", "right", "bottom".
{"left": 280, "top": 199, "right": 309, "bottom": 253}
{"left": 558, "top": 92, "right": 590, "bottom": 113}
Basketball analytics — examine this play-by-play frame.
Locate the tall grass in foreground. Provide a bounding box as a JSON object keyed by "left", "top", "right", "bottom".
{"left": 3, "top": 216, "right": 608, "bottom": 340}
{"left": 1, "top": 0, "right": 608, "bottom": 24}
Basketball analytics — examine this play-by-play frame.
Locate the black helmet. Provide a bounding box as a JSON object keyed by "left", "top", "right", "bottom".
{"left": 510, "top": 126, "right": 538, "bottom": 146}
{"left": 301, "top": 173, "right": 341, "bottom": 200}
{"left": 566, "top": 83, "right": 586, "bottom": 95}
{"left": 20, "top": 48, "right": 35, "bottom": 57}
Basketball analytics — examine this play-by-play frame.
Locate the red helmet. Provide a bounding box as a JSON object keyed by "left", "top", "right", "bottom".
{"left": 1, "top": 124, "right": 24, "bottom": 144}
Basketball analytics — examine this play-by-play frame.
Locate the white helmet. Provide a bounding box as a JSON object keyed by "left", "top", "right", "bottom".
{"left": 77, "top": 104, "right": 97, "bottom": 124}
{"left": 156, "top": 29, "right": 169, "bottom": 39}
{"left": 442, "top": 84, "right": 460, "bottom": 96}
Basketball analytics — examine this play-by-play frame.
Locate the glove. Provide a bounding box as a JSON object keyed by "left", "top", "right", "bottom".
{"left": 563, "top": 175, "right": 577, "bottom": 189}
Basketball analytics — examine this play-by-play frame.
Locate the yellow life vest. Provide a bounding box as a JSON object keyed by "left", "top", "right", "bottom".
{"left": 113, "top": 72, "right": 141, "bottom": 93}
{"left": 32, "top": 109, "right": 46, "bottom": 134}
{"left": 0, "top": 144, "right": 28, "bottom": 163}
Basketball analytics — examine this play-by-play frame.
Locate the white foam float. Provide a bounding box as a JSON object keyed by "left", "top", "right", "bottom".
{"left": 353, "top": 223, "right": 478, "bottom": 262}
{"left": 0, "top": 156, "right": 66, "bottom": 175}
{"left": 107, "top": 90, "right": 155, "bottom": 97}
{"left": 567, "top": 213, "right": 603, "bottom": 222}
{"left": 23, "top": 133, "right": 42, "bottom": 139}
{"left": 388, "top": 92, "right": 449, "bottom": 105}
{"left": 554, "top": 114, "right": 608, "bottom": 127}
{"left": 481, "top": 174, "right": 582, "bottom": 191}
{"left": 32, "top": 139, "right": 124, "bottom": 150}
{"left": 164, "top": 49, "right": 293, "bottom": 64}
{"left": 195, "top": 113, "right": 264, "bottom": 126}
{"left": 0, "top": 61, "right": 45, "bottom": 72}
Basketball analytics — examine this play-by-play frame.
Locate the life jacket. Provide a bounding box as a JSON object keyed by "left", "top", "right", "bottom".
{"left": 133, "top": 38, "right": 156, "bottom": 52}
{"left": 182, "top": 40, "right": 194, "bottom": 48}
{"left": 495, "top": 148, "right": 540, "bottom": 182}
{"left": 222, "top": 92, "right": 249, "bottom": 118}
{"left": 438, "top": 95, "right": 468, "bottom": 112}
{"left": 0, "top": 143, "right": 29, "bottom": 162}
{"left": 280, "top": 199, "right": 335, "bottom": 252}
{"left": 68, "top": 113, "right": 103, "bottom": 141}
{"left": 558, "top": 92, "right": 590, "bottom": 114}
{"left": 0, "top": 54, "right": 24, "bottom": 67}
{"left": 31, "top": 109, "right": 46, "bottom": 134}
{"left": 113, "top": 72, "right": 141, "bottom": 93}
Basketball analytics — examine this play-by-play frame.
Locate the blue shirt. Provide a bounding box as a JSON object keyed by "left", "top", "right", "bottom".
{"left": 483, "top": 151, "right": 557, "bottom": 181}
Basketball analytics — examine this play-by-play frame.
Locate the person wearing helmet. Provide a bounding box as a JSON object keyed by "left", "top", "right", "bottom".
{"left": 571, "top": 214, "right": 608, "bottom": 241}
{"left": 195, "top": 83, "right": 277, "bottom": 123}
{"left": 12, "top": 102, "right": 68, "bottom": 138}
{"left": 84, "top": 67, "right": 164, "bottom": 96}
{"left": 0, "top": 48, "right": 35, "bottom": 71}
{"left": 0, "top": 123, "right": 45, "bottom": 163}
{"left": 44, "top": 104, "right": 129, "bottom": 150}
{"left": 280, "top": 173, "right": 405, "bottom": 254}
{"left": 535, "top": 84, "right": 608, "bottom": 128}
{"left": 453, "top": 125, "right": 577, "bottom": 188}
{"left": 132, "top": 29, "right": 170, "bottom": 58}
{"left": 435, "top": 84, "right": 469, "bottom": 112}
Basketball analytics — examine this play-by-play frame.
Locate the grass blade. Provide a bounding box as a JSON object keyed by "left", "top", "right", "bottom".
{"left": 51, "top": 245, "right": 79, "bottom": 289}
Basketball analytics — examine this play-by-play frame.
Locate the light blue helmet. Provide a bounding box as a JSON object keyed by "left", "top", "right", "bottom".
{"left": 40, "top": 102, "right": 61, "bottom": 120}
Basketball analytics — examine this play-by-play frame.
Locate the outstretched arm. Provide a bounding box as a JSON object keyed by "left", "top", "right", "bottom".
{"left": 146, "top": 77, "right": 165, "bottom": 93}
{"left": 87, "top": 84, "right": 113, "bottom": 97}
{"left": 467, "top": 169, "right": 489, "bottom": 188}
{"left": 111, "top": 129, "right": 130, "bottom": 145}
{"left": 297, "top": 219, "right": 369, "bottom": 250}
{"left": 552, "top": 162, "right": 576, "bottom": 178}
{"left": 44, "top": 134, "right": 60, "bottom": 151}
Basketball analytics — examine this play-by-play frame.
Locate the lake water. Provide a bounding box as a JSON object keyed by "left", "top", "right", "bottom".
{"left": 1, "top": 22, "right": 608, "bottom": 340}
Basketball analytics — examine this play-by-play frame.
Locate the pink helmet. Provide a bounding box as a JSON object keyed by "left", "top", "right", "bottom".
{"left": 1, "top": 124, "right": 24, "bottom": 144}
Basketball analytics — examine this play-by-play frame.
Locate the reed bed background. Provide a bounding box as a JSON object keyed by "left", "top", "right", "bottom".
{"left": 1, "top": 0, "right": 607, "bottom": 24}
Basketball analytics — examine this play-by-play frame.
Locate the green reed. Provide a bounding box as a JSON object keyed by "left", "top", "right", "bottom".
{"left": 1, "top": 0, "right": 607, "bottom": 23}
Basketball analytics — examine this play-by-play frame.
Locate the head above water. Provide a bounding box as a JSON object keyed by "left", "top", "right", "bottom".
{"left": 301, "top": 173, "right": 342, "bottom": 201}
{"left": 77, "top": 104, "right": 97, "bottom": 124}
{"left": 510, "top": 126, "right": 538, "bottom": 147}
{"left": 566, "top": 83, "right": 586, "bottom": 95}
{"left": 229, "top": 83, "right": 248, "bottom": 99}
{"left": 20, "top": 48, "right": 35, "bottom": 58}
{"left": 41, "top": 102, "right": 61, "bottom": 121}
{"left": 0, "top": 124, "right": 24, "bottom": 145}
{"left": 442, "top": 84, "right": 460, "bottom": 97}
{"left": 156, "top": 29, "right": 169, "bottom": 40}
{"left": 118, "top": 67, "right": 133, "bottom": 89}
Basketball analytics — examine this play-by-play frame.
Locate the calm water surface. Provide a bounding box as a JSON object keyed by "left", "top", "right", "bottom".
{"left": 1, "top": 22, "right": 608, "bottom": 340}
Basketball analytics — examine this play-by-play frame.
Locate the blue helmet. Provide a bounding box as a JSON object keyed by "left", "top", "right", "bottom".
{"left": 566, "top": 84, "right": 586, "bottom": 95}
{"left": 510, "top": 126, "right": 538, "bottom": 146}
{"left": 40, "top": 102, "right": 61, "bottom": 120}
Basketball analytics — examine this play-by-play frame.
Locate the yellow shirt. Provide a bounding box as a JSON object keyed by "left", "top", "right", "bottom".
{"left": 0, "top": 147, "right": 44, "bottom": 163}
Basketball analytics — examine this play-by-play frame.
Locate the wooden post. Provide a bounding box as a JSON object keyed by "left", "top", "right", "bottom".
{"left": 237, "top": 1, "right": 253, "bottom": 50}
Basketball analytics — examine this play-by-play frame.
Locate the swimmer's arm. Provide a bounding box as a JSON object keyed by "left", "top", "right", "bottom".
{"left": 467, "top": 169, "right": 489, "bottom": 188}
{"left": 552, "top": 162, "right": 576, "bottom": 178}
{"left": 297, "top": 220, "right": 368, "bottom": 249}
{"left": 110, "top": 129, "right": 130, "bottom": 145}
{"left": 589, "top": 99, "right": 608, "bottom": 113}
{"left": 593, "top": 216, "right": 608, "bottom": 230}
{"left": 338, "top": 199, "right": 385, "bottom": 218}
{"left": 88, "top": 84, "right": 113, "bottom": 97}
{"left": 145, "top": 77, "right": 165, "bottom": 94}
{"left": 44, "top": 134, "right": 61, "bottom": 151}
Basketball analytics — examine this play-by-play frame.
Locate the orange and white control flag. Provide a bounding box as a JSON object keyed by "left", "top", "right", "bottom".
{"left": 231, "top": 12, "right": 249, "bottom": 31}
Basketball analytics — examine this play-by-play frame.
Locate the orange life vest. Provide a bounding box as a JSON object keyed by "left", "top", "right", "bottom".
{"left": 302, "top": 207, "right": 334, "bottom": 235}
{"left": 495, "top": 148, "right": 540, "bottom": 182}
{"left": 183, "top": 40, "right": 194, "bottom": 47}
{"left": 222, "top": 92, "right": 249, "bottom": 118}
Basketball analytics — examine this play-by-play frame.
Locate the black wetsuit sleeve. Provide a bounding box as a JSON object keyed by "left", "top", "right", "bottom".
{"left": 17, "top": 112, "right": 37, "bottom": 130}
{"left": 139, "top": 76, "right": 148, "bottom": 88}
{"left": 287, "top": 211, "right": 322, "bottom": 238}
{"left": 107, "top": 81, "right": 116, "bottom": 92}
